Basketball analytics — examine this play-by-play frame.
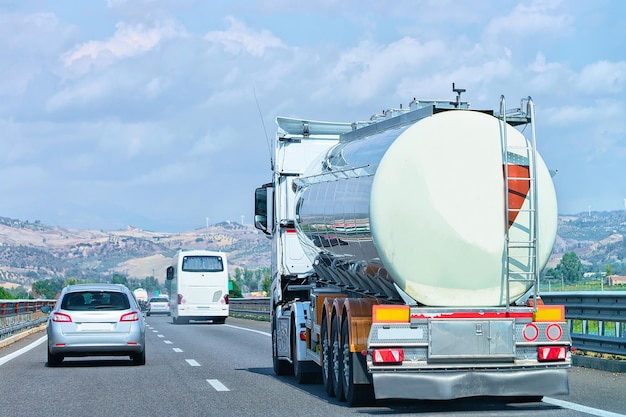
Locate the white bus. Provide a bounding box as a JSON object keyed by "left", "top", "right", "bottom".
{"left": 166, "top": 249, "right": 229, "bottom": 324}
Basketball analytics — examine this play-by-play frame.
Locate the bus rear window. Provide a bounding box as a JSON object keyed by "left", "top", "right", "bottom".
{"left": 182, "top": 256, "right": 224, "bottom": 272}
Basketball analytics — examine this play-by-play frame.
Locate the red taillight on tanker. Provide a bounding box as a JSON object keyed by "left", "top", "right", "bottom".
{"left": 538, "top": 346, "right": 567, "bottom": 362}
{"left": 372, "top": 348, "right": 404, "bottom": 365}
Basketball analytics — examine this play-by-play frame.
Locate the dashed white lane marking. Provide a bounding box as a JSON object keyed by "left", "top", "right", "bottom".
{"left": 152, "top": 330, "right": 159, "bottom": 333}
{"left": 207, "top": 379, "right": 230, "bottom": 392}
{"left": 157, "top": 334, "right": 164, "bottom": 338}
{"left": 186, "top": 359, "right": 200, "bottom": 366}
{"left": 543, "top": 397, "right": 626, "bottom": 417}
{"left": 164, "top": 340, "right": 173, "bottom": 344}
{"left": 173, "top": 348, "right": 183, "bottom": 353}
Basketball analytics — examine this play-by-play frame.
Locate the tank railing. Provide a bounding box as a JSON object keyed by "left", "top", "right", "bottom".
{"left": 500, "top": 95, "right": 512, "bottom": 311}
{"left": 293, "top": 164, "right": 375, "bottom": 189}
{"left": 500, "top": 95, "right": 540, "bottom": 311}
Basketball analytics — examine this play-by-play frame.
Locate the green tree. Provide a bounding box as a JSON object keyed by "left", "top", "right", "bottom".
{"left": 142, "top": 276, "right": 160, "bottom": 293}
{"left": 556, "top": 252, "right": 583, "bottom": 284}
{"left": 261, "top": 268, "right": 271, "bottom": 295}
{"left": 111, "top": 274, "right": 129, "bottom": 287}
{"left": 64, "top": 277, "right": 83, "bottom": 286}
{"left": 0, "top": 287, "right": 15, "bottom": 299}
{"left": 229, "top": 279, "right": 243, "bottom": 298}
{"left": 606, "top": 264, "right": 613, "bottom": 276}
{"left": 32, "top": 278, "right": 64, "bottom": 299}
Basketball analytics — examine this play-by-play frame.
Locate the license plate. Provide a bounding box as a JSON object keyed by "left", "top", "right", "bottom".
{"left": 79, "top": 323, "right": 113, "bottom": 332}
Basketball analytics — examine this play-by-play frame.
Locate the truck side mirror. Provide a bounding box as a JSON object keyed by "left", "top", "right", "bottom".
{"left": 254, "top": 214, "right": 267, "bottom": 230}
{"left": 166, "top": 266, "right": 174, "bottom": 281}
{"left": 254, "top": 183, "right": 274, "bottom": 235}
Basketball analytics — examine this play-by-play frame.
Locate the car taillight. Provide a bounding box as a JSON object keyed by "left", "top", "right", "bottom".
{"left": 372, "top": 348, "right": 404, "bottom": 364}
{"left": 537, "top": 346, "right": 567, "bottom": 362}
{"left": 51, "top": 312, "right": 72, "bottom": 322}
{"left": 147, "top": 303, "right": 152, "bottom": 308}
{"left": 120, "top": 312, "right": 140, "bottom": 322}
{"left": 177, "top": 294, "right": 183, "bottom": 304}
{"left": 223, "top": 294, "right": 229, "bottom": 304}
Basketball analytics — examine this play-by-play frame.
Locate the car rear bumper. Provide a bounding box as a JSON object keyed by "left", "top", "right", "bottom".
{"left": 47, "top": 328, "right": 145, "bottom": 355}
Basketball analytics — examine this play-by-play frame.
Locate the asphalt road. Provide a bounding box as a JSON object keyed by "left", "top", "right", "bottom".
{"left": 1, "top": 316, "right": 625, "bottom": 417}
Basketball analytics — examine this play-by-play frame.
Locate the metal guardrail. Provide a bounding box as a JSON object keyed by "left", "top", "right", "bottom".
{"left": 0, "top": 299, "right": 56, "bottom": 340}
{"left": 541, "top": 291, "right": 626, "bottom": 357}
{"left": 2, "top": 294, "right": 625, "bottom": 358}
{"left": 229, "top": 297, "right": 270, "bottom": 318}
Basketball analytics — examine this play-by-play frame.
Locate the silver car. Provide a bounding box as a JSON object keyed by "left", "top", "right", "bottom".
{"left": 42, "top": 283, "right": 146, "bottom": 366}
{"left": 146, "top": 296, "right": 170, "bottom": 316}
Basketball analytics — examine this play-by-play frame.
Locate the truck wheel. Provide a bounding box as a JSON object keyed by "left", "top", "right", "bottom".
{"left": 331, "top": 316, "right": 345, "bottom": 401}
{"left": 341, "top": 318, "right": 374, "bottom": 406}
{"left": 272, "top": 317, "right": 293, "bottom": 375}
{"left": 321, "top": 315, "right": 334, "bottom": 396}
{"left": 292, "top": 319, "right": 316, "bottom": 384}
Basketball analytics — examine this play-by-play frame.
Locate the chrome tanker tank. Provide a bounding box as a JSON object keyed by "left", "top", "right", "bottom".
{"left": 293, "top": 104, "right": 557, "bottom": 307}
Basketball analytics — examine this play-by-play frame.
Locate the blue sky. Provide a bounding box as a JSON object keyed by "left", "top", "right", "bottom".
{"left": 1, "top": 0, "right": 625, "bottom": 232}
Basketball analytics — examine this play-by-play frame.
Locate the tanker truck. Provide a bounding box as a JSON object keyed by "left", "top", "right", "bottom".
{"left": 254, "top": 87, "right": 571, "bottom": 406}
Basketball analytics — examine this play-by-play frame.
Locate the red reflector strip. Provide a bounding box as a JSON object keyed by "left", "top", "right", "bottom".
{"left": 372, "top": 349, "right": 404, "bottom": 364}
{"left": 285, "top": 228, "right": 296, "bottom": 234}
{"left": 411, "top": 311, "right": 533, "bottom": 320}
{"left": 538, "top": 346, "right": 567, "bottom": 362}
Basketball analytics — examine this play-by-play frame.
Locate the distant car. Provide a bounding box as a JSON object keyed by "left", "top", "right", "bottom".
{"left": 42, "top": 283, "right": 146, "bottom": 366}
{"left": 146, "top": 297, "right": 171, "bottom": 316}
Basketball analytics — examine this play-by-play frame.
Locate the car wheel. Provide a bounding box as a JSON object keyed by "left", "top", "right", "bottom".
{"left": 132, "top": 349, "right": 146, "bottom": 366}
{"left": 146, "top": 312, "right": 151, "bottom": 317}
{"left": 47, "top": 349, "right": 63, "bottom": 367}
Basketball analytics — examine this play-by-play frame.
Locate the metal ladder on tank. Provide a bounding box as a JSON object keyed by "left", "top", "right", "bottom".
{"left": 499, "top": 96, "right": 539, "bottom": 311}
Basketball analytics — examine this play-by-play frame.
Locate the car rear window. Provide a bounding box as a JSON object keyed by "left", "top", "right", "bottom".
{"left": 150, "top": 297, "right": 169, "bottom": 302}
{"left": 61, "top": 291, "right": 130, "bottom": 311}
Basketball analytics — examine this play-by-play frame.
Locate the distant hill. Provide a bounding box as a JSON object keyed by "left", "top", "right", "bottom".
{"left": 550, "top": 210, "right": 626, "bottom": 269}
{"left": 1, "top": 211, "right": 626, "bottom": 291}
{"left": 0, "top": 217, "right": 270, "bottom": 290}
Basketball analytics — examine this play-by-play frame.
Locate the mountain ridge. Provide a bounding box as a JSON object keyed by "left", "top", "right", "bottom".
{"left": 2, "top": 210, "right": 626, "bottom": 291}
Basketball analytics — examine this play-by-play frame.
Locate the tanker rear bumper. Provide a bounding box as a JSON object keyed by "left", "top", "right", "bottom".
{"left": 372, "top": 368, "right": 569, "bottom": 400}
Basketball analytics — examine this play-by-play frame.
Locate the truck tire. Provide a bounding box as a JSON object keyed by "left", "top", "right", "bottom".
{"left": 341, "top": 318, "right": 374, "bottom": 406}
{"left": 291, "top": 319, "right": 317, "bottom": 384}
{"left": 272, "top": 317, "right": 293, "bottom": 375}
{"left": 331, "top": 316, "right": 345, "bottom": 401}
{"left": 321, "top": 315, "right": 334, "bottom": 396}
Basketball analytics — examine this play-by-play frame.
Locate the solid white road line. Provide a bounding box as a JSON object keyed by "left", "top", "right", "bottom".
{"left": 543, "top": 397, "right": 626, "bottom": 417}
{"left": 224, "top": 324, "right": 270, "bottom": 337}
{"left": 0, "top": 335, "right": 47, "bottom": 366}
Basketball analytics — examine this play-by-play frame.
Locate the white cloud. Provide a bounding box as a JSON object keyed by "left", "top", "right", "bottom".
{"left": 485, "top": 0, "right": 573, "bottom": 39}
{"left": 61, "top": 21, "right": 182, "bottom": 75}
{"left": 204, "top": 16, "right": 286, "bottom": 56}
{"left": 576, "top": 60, "right": 626, "bottom": 95}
